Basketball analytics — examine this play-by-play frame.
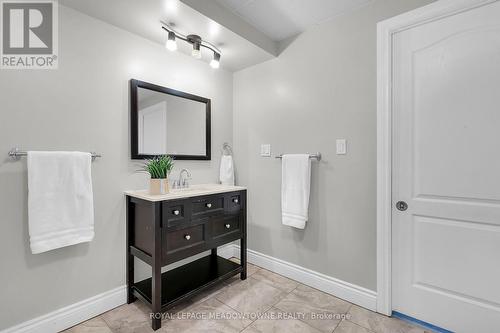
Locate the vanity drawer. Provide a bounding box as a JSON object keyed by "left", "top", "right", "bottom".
{"left": 162, "top": 200, "right": 190, "bottom": 228}
{"left": 165, "top": 224, "right": 205, "bottom": 255}
{"left": 211, "top": 214, "right": 241, "bottom": 241}
{"left": 191, "top": 195, "right": 224, "bottom": 218}
{"left": 226, "top": 193, "right": 242, "bottom": 213}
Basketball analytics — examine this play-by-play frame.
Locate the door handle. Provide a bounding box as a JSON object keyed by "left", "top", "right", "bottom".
{"left": 396, "top": 201, "right": 408, "bottom": 211}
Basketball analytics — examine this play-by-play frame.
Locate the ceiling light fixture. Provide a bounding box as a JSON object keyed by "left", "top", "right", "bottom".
{"left": 161, "top": 23, "right": 222, "bottom": 69}
{"left": 165, "top": 31, "right": 177, "bottom": 51}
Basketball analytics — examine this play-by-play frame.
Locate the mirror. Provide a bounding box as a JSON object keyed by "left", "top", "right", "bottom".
{"left": 130, "top": 79, "right": 211, "bottom": 160}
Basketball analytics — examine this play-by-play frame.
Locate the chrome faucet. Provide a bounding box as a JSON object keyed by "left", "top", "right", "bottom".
{"left": 175, "top": 168, "right": 192, "bottom": 188}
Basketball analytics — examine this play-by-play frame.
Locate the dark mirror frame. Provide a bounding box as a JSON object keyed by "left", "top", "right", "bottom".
{"left": 130, "top": 79, "right": 211, "bottom": 160}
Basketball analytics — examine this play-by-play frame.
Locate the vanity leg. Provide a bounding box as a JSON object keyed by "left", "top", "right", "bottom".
{"left": 240, "top": 237, "right": 247, "bottom": 280}
{"left": 240, "top": 193, "right": 247, "bottom": 280}
{"left": 126, "top": 196, "right": 136, "bottom": 304}
{"left": 151, "top": 202, "right": 162, "bottom": 330}
{"left": 126, "top": 252, "right": 135, "bottom": 303}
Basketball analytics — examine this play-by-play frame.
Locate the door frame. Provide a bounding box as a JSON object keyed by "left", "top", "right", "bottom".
{"left": 376, "top": 0, "right": 497, "bottom": 315}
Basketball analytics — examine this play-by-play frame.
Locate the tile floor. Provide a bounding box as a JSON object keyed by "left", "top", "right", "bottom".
{"left": 64, "top": 258, "right": 430, "bottom": 333}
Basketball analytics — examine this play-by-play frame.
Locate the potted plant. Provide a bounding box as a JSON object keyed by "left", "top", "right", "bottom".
{"left": 142, "top": 155, "right": 174, "bottom": 195}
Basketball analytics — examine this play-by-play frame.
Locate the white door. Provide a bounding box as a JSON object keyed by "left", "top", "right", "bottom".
{"left": 391, "top": 1, "right": 500, "bottom": 332}
{"left": 138, "top": 102, "right": 167, "bottom": 154}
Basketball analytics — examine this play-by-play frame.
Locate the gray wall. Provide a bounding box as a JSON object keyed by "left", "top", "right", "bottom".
{"left": 233, "top": 0, "right": 434, "bottom": 291}
{"left": 0, "top": 5, "right": 233, "bottom": 330}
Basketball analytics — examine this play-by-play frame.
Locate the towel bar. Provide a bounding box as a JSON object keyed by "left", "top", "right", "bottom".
{"left": 8, "top": 147, "right": 102, "bottom": 161}
{"left": 275, "top": 153, "right": 321, "bottom": 161}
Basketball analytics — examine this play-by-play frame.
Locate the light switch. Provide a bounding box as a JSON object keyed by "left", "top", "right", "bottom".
{"left": 336, "top": 139, "right": 347, "bottom": 155}
{"left": 260, "top": 144, "right": 271, "bottom": 157}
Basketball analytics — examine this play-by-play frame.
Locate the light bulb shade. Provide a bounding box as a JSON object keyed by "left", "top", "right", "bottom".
{"left": 191, "top": 49, "right": 202, "bottom": 59}
{"left": 192, "top": 42, "right": 202, "bottom": 59}
{"left": 210, "top": 52, "right": 220, "bottom": 68}
{"left": 166, "top": 31, "right": 177, "bottom": 51}
{"left": 166, "top": 39, "right": 177, "bottom": 51}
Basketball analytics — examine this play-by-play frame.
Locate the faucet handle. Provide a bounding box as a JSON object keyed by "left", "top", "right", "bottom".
{"left": 182, "top": 179, "right": 189, "bottom": 188}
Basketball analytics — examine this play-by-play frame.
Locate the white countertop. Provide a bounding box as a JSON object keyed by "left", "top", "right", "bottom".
{"left": 125, "top": 184, "right": 247, "bottom": 202}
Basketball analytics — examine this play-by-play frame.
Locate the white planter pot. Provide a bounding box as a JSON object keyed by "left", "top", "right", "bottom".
{"left": 149, "top": 178, "right": 169, "bottom": 195}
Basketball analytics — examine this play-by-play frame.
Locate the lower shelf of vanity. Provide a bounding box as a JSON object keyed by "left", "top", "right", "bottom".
{"left": 131, "top": 255, "right": 242, "bottom": 311}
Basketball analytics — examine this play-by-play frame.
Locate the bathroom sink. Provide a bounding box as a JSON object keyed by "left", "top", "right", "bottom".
{"left": 171, "top": 184, "right": 217, "bottom": 193}
{"left": 170, "top": 187, "right": 199, "bottom": 193}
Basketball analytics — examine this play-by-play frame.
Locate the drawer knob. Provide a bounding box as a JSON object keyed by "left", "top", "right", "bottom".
{"left": 184, "top": 234, "right": 191, "bottom": 240}
{"left": 173, "top": 210, "right": 180, "bottom": 216}
{"left": 206, "top": 203, "right": 212, "bottom": 208}
{"left": 225, "top": 224, "right": 231, "bottom": 229}
{"left": 233, "top": 198, "right": 239, "bottom": 203}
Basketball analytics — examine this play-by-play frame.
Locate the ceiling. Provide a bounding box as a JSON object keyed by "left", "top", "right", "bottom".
{"left": 60, "top": 0, "right": 276, "bottom": 72}
{"left": 213, "top": 0, "right": 373, "bottom": 42}
{"left": 60, "top": 0, "right": 373, "bottom": 72}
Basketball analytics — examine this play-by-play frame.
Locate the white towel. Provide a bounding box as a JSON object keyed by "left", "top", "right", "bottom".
{"left": 219, "top": 155, "right": 235, "bottom": 186}
{"left": 27, "top": 151, "right": 95, "bottom": 254}
{"left": 281, "top": 154, "right": 311, "bottom": 229}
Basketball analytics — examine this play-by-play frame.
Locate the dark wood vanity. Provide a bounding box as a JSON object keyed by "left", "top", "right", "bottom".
{"left": 125, "top": 186, "right": 247, "bottom": 330}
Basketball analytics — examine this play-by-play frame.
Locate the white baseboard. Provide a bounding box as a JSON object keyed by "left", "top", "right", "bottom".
{"left": 0, "top": 244, "right": 235, "bottom": 333}
{"left": 1, "top": 244, "right": 376, "bottom": 333}
{"left": 218, "top": 243, "right": 236, "bottom": 259}
{"left": 230, "top": 244, "right": 377, "bottom": 311}
{"left": 1, "top": 286, "right": 126, "bottom": 333}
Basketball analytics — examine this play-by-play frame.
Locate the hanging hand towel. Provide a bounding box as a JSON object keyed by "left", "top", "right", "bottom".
{"left": 219, "top": 154, "right": 235, "bottom": 186}
{"left": 281, "top": 154, "right": 311, "bottom": 229}
{"left": 28, "top": 151, "right": 95, "bottom": 254}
